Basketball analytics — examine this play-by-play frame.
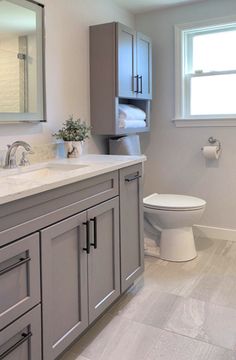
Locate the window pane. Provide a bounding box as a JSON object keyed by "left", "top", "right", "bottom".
{"left": 191, "top": 74, "right": 236, "bottom": 115}
{"left": 192, "top": 30, "right": 236, "bottom": 72}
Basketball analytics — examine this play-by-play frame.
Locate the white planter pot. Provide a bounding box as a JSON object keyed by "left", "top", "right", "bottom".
{"left": 64, "top": 141, "right": 84, "bottom": 158}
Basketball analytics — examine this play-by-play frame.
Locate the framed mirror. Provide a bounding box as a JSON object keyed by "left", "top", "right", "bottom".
{"left": 0, "top": 0, "right": 45, "bottom": 122}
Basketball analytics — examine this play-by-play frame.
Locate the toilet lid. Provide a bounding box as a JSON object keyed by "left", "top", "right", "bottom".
{"left": 143, "top": 193, "right": 206, "bottom": 211}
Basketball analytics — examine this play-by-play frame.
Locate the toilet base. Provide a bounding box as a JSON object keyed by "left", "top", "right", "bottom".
{"left": 160, "top": 227, "right": 197, "bottom": 262}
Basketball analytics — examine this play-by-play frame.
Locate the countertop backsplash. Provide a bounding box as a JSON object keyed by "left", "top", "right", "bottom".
{"left": 0, "top": 142, "right": 59, "bottom": 168}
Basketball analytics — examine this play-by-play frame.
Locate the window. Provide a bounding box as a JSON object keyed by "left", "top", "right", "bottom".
{"left": 175, "top": 17, "right": 236, "bottom": 126}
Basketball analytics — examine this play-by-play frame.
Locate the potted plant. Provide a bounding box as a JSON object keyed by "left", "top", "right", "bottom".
{"left": 53, "top": 115, "right": 91, "bottom": 158}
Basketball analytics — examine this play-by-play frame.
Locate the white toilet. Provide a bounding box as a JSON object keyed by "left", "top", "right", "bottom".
{"left": 143, "top": 193, "right": 206, "bottom": 262}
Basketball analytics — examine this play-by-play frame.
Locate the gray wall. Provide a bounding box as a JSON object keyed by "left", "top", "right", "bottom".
{"left": 136, "top": 0, "right": 236, "bottom": 229}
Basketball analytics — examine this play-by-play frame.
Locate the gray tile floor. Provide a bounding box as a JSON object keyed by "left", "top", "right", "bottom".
{"left": 61, "top": 237, "right": 236, "bottom": 359}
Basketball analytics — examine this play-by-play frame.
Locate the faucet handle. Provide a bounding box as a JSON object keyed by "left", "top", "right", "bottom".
{"left": 19, "top": 151, "right": 31, "bottom": 167}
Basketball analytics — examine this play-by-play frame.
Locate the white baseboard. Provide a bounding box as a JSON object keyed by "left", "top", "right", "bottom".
{"left": 193, "top": 225, "right": 236, "bottom": 242}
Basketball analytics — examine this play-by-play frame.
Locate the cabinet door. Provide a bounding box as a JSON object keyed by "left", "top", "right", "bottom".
{"left": 0, "top": 233, "right": 40, "bottom": 330}
{"left": 117, "top": 23, "right": 137, "bottom": 98}
{"left": 88, "top": 197, "right": 120, "bottom": 323}
{"left": 119, "top": 164, "right": 144, "bottom": 292}
{"left": 41, "top": 212, "right": 88, "bottom": 360}
{"left": 137, "top": 32, "right": 152, "bottom": 100}
{"left": 0, "top": 305, "right": 41, "bottom": 360}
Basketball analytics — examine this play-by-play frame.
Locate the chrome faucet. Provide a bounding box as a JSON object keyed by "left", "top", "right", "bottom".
{"left": 4, "top": 141, "right": 33, "bottom": 169}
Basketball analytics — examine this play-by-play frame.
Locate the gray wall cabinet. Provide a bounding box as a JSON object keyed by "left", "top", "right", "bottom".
{"left": 136, "top": 32, "right": 152, "bottom": 100}
{"left": 0, "top": 165, "right": 144, "bottom": 360}
{"left": 117, "top": 24, "right": 137, "bottom": 99}
{"left": 119, "top": 164, "right": 144, "bottom": 292}
{"left": 90, "top": 22, "right": 152, "bottom": 135}
{"left": 0, "top": 305, "right": 41, "bottom": 360}
{"left": 117, "top": 24, "right": 152, "bottom": 100}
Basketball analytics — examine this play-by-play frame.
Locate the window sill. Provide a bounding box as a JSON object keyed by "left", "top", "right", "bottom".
{"left": 173, "top": 118, "right": 236, "bottom": 127}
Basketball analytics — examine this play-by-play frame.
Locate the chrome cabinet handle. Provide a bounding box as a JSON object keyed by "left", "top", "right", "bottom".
{"left": 90, "top": 217, "right": 97, "bottom": 249}
{"left": 83, "top": 221, "right": 90, "bottom": 254}
{"left": 125, "top": 174, "right": 141, "bottom": 183}
{"left": 0, "top": 332, "right": 32, "bottom": 359}
{"left": 0, "top": 256, "right": 31, "bottom": 277}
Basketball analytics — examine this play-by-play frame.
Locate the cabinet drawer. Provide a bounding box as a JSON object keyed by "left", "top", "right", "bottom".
{"left": 0, "top": 233, "right": 40, "bottom": 330}
{"left": 0, "top": 305, "right": 41, "bottom": 360}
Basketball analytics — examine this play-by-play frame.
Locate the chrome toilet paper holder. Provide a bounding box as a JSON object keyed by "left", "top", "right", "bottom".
{"left": 201, "top": 137, "right": 222, "bottom": 153}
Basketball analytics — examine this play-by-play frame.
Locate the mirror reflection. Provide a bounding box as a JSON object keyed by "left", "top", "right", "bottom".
{"left": 0, "top": 0, "right": 45, "bottom": 122}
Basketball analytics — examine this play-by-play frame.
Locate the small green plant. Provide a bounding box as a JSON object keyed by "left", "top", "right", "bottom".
{"left": 53, "top": 115, "right": 91, "bottom": 142}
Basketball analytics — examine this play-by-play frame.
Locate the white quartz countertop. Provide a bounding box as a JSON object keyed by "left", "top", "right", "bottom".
{"left": 0, "top": 154, "right": 146, "bottom": 205}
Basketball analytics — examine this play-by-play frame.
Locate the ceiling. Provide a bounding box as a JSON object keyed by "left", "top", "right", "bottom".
{"left": 114, "top": 0, "right": 205, "bottom": 14}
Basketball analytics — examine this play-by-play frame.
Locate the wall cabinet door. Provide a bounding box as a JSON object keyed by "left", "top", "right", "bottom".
{"left": 88, "top": 197, "right": 120, "bottom": 323}
{"left": 41, "top": 212, "right": 88, "bottom": 360}
{"left": 137, "top": 32, "right": 152, "bottom": 100}
{"left": 0, "top": 305, "right": 41, "bottom": 360}
{"left": 117, "top": 23, "right": 137, "bottom": 99}
{"left": 119, "top": 164, "right": 144, "bottom": 292}
{"left": 0, "top": 233, "right": 40, "bottom": 330}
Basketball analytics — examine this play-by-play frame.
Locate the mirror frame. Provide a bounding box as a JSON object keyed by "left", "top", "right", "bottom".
{"left": 0, "top": 0, "right": 46, "bottom": 123}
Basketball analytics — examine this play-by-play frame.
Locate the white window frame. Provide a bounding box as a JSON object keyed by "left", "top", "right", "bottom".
{"left": 174, "top": 16, "right": 236, "bottom": 127}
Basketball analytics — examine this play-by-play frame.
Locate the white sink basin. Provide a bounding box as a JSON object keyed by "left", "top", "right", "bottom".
{"left": 4, "top": 163, "right": 88, "bottom": 181}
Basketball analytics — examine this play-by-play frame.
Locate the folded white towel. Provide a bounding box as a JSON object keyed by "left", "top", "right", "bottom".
{"left": 119, "top": 119, "right": 146, "bottom": 129}
{"left": 119, "top": 104, "right": 146, "bottom": 121}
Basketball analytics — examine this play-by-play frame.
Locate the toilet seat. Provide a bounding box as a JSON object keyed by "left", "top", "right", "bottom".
{"left": 143, "top": 193, "right": 206, "bottom": 211}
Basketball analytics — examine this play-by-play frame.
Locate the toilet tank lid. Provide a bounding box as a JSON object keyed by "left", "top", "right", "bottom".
{"left": 143, "top": 193, "right": 206, "bottom": 210}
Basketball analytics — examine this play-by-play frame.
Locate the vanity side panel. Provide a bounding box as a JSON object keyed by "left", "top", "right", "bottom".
{"left": 119, "top": 164, "right": 144, "bottom": 292}
{"left": 90, "top": 22, "right": 116, "bottom": 135}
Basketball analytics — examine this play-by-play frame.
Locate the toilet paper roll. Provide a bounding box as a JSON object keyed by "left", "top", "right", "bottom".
{"left": 202, "top": 146, "right": 220, "bottom": 160}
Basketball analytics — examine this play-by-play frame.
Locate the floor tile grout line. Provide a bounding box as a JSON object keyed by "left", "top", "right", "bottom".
{"left": 114, "top": 312, "right": 235, "bottom": 353}
{"left": 121, "top": 279, "right": 236, "bottom": 316}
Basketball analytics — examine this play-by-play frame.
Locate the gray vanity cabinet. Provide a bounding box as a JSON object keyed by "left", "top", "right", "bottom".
{"left": 0, "top": 305, "right": 41, "bottom": 360}
{"left": 88, "top": 197, "right": 120, "bottom": 323}
{"left": 0, "top": 163, "right": 144, "bottom": 360}
{"left": 0, "top": 233, "right": 40, "bottom": 330}
{"left": 119, "top": 164, "right": 144, "bottom": 292}
{"left": 41, "top": 197, "right": 120, "bottom": 360}
{"left": 41, "top": 211, "right": 89, "bottom": 360}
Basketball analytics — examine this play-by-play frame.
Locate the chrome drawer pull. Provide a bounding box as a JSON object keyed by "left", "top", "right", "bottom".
{"left": 0, "top": 256, "right": 31, "bottom": 277}
{"left": 0, "top": 331, "right": 32, "bottom": 359}
{"left": 125, "top": 175, "right": 141, "bottom": 183}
